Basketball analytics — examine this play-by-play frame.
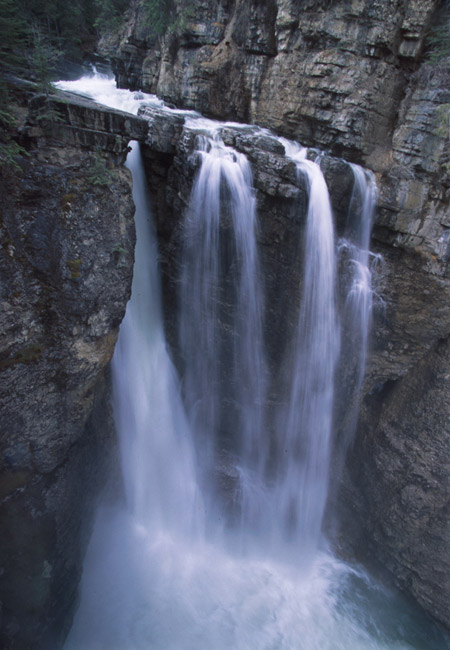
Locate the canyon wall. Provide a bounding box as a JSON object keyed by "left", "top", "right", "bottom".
{"left": 109, "top": 0, "right": 450, "bottom": 630}
{"left": 0, "top": 84, "right": 146, "bottom": 649}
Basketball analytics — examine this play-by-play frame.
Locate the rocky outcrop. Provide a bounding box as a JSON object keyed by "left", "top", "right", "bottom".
{"left": 24, "top": 86, "right": 148, "bottom": 158}
{"left": 0, "top": 84, "right": 139, "bottom": 649}
{"left": 336, "top": 54, "right": 450, "bottom": 628}
{"left": 341, "top": 336, "right": 450, "bottom": 629}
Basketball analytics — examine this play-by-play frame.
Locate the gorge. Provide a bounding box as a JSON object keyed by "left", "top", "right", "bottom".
{"left": 0, "top": 0, "right": 449, "bottom": 648}
{"left": 59, "top": 73, "right": 448, "bottom": 650}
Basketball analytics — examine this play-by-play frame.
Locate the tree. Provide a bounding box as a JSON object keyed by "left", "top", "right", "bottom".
{"left": 0, "top": 0, "right": 29, "bottom": 74}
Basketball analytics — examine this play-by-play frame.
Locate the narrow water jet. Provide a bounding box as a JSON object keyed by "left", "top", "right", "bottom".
{"left": 336, "top": 164, "right": 379, "bottom": 455}
{"left": 270, "top": 141, "right": 340, "bottom": 560}
{"left": 112, "top": 141, "right": 203, "bottom": 537}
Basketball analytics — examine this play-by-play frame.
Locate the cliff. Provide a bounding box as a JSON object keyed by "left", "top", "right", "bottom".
{"left": 0, "top": 82, "right": 146, "bottom": 649}
{"left": 109, "top": 0, "right": 450, "bottom": 631}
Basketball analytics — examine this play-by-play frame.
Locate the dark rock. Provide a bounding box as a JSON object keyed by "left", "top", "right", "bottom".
{"left": 340, "top": 336, "right": 450, "bottom": 628}
{"left": 0, "top": 87, "right": 136, "bottom": 648}
{"left": 24, "top": 90, "right": 148, "bottom": 161}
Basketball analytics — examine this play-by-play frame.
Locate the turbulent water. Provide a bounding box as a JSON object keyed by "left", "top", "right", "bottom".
{"left": 57, "top": 73, "right": 449, "bottom": 650}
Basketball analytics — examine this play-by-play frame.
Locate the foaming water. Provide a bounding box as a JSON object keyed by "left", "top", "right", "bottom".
{"left": 66, "top": 509, "right": 444, "bottom": 650}
{"left": 58, "top": 73, "right": 450, "bottom": 650}
{"left": 55, "top": 71, "right": 165, "bottom": 114}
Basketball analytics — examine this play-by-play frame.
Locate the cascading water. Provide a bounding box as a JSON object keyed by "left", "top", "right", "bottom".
{"left": 56, "top": 72, "right": 449, "bottom": 650}
{"left": 111, "top": 141, "right": 203, "bottom": 536}
{"left": 336, "top": 164, "right": 381, "bottom": 456}
{"left": 271, "top": 141, "right": 340, "bottom": 559}
{"left": 178, "top": 132, "right": 267, "bottom": 509}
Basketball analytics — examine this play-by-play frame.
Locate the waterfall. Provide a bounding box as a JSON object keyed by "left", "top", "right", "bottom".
{"left": 272, "top": 142, "right": 340, "bottom": 559}
{"left": 56, "top": 73, "right": 448, "bottom": 650}
{"left": 112, "top": 141, "right": 203, "bottom": 537}
{"left": 178, "top": 133, "right": 267, "bottom": 509}
{"left": 336, "top": 164, "right": 379, "bottom": 455}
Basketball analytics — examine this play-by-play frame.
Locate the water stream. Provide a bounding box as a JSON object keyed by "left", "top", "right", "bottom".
{"left": 56, "top": 73, "right": 449, "bottom": 650}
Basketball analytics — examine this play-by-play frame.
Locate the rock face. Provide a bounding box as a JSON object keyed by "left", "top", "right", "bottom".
{"left": 0, "top": 84, "right": 140, "bottom": 649}
{"left": 126, "top": 0, "right": 450, "bottom": 626}
{"left": 111, "top": 0, "right": 438, "bottom": 160}
{"left": 342, "top": 336, "right": 450, "bottom": 628}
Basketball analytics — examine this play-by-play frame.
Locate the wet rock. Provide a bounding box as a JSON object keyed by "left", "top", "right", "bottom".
{"left": 24, "top": 90, "right": 148, "bottom": 161}
{"left": 340, "top": 337, "right": 450, "bottom": 628}
{"left": 0, "top": 86, "right": 136, "bottom": 648}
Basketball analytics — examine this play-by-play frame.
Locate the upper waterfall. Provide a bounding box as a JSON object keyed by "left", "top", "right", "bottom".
{"left": 55, "top": 71, "right": 449, "bottom": 650}
{"left": 178, "top": 132, "right": 267, "bottom": 505}
{"left": 273, "top": 141, "right": 339, "bottom": 559}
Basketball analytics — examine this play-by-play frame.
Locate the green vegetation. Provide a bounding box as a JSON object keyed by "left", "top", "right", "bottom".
{"left": 0, "top": 0, "right": 28, "bottom": 72}
{"left": 0, "top": 0, "right": 190, "bottom": 169}
{"left": 87, "top": 150, "right": 115, "bottom": 187}
{"left": 0, "top": 0, "right": 97, "bottom": 168}
{"left": 0, "top": 0, "right": 133, "bottom": 79}
{"left": 436, "top": 103, "right": 450, "bottom": 140}
{"left": 143, "top": 0, "right": 173, "bottom": 35}
{"left": 20, "top": 0, "right": 102, "bottom": 63}
{"left": 112, "top": 242, "right": 128, "bottom": 267}
{"left": 426, "top": 1, "right": 450, "bottom": 64}
{"left": 143, "top": 0, "right": 193, "bottom": 36}
{"left": 94, "top": 0, "right": 129, "bottom": 33}
{"left": 0, "top": 0, "right": 28, "bottom": 168}
{"left": 427, "top": 22, "right": 450, "bottom": 64}
{"left": 66, "top": 258, "right": 82, "bottom": 279}
{"left": 0, "top": 0, "right": 194, "bottom": 81}
{"left": 30, "top": 28, "right": 62, "bottom": 94}
{"left": 0, "top": 106, "right": 28, "bottom": 170}
{"left": 436, "top": 103, "right": 450, "bottom": 172}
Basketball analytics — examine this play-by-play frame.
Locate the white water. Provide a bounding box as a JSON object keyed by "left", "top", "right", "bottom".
{"left": 57, "top": 72, "right": 449, "bottom": 650}
{"left": 271, "top": 142, "right": 339, "bottom": 560}
{"left": 179, "top": 133, "right": 266, "bottom": 494}
{"left": 336, "top": 164, "right": 381, "bottom": 454}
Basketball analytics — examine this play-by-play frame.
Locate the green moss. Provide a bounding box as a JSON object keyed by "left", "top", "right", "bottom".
{"left": 143, "top": 0, "right": 194, "bottom": 36}
{"left": 0, "top": 99, "right": 29, "bottom": 172}
{"left": 112, "top": 242, "right": 128, "bottom": 268}
{"left": 61, "top": 193, "right": 75, "bottom": 215}
{"left": 436, "top": 104, "right": 450, "bottom": 139}
{"left": 66, "top": 258, "right": 81, "bottom": 279}
{"left": 0, "top": 344, "right": 45, "bottom": 369}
